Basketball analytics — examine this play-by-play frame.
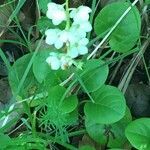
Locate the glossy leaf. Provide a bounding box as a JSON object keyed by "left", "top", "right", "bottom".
{"left": 40, "top": 86, "right": 78, "bottom": 127}
{"left": 79, "top": 145, "right": 95, "bottom": 150}
{"left": 125, "top": 118, "right": 150, "bottom": 150}
{"left": 85, "top": 120, "right": 106, "bottom": 145}
{"left": 37, "top": 17, "right": 66, "bottom": 33}
{"left": 37, "top": 17, "right": 55, "bottom": 33}
{"left": 81, "top": 59, "right": 109, "bottom": 92}
{"left": 8, "top": 53, "right": 38, "bottom": 98}
{"left": 94, "top": 2, "right": 141, "bottom": 52}
{"left": 108, "top": 107, "right": 132, "bottom": 148}
{"left": 47, "top": 85, "right": 78, "bottom": 115}
{"left": 33, "top": 50, "right": 51, "bottom": 83}
{"left": 38, "top": 0, "right": 51, "bottom": 14}
{"left": 84, "top": 85, "right": 126, "bottom": 124}
{"left": 0, "top": 133, "right": 12, "bottom": 149}
{"left": 145, "top": 0, "right": 150, "bottom": 4}
{"left": 85, "top": 107, "right": 131, "bottom": 147}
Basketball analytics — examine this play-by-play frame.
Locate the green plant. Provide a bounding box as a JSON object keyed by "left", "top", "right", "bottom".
{"left": 0, "top": 0, "right": 149, "bottom": 149}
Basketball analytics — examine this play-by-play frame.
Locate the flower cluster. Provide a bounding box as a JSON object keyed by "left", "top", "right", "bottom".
{"left": 45, "top": 2, "right": 92, "bottom": 70}
{"left": 46, "top": 52, "right": 73, "bottom": 70}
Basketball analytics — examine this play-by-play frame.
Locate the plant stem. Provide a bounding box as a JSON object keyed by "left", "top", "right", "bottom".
{"left": 39, "top": 133, "right": 78, "bottom": 150}
{"left": 32, "top": 111, "right": 37, "bottom": 138}
{"left": 68, "top": 129, "right": 86, "bottom": 137}
{"left": 87, "top": 0, "right": 97, "bottom": 39}
{"left": 65, "top": 0, "right": 70, "bottom": 30}
{"left": 100, "top": 49, "right": 113, "bottom": 59}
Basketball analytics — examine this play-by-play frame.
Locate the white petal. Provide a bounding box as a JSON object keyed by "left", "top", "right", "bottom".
{"left": 77, "top": 29, "right": 86, "bottom": 38}
{"left": 47, "top": 3, "right": 57, "bottom": 19}
{"left": 78, "top": 46, "right": 88, "bottom": 55}
{"left": 46, "top": 56, "right": 61, "bottom": 70}
{"left": 46, "top": 56, "right": 52, "bottom": 65}
{"left": 52, "top": 18, "right": 62, "bottom": 26}
{"left": 46, "top": 10, "right": 53, "bottom": 19}
{"left": 70, "top": 8, "right": 77, "bottom": 18}
{"left": 45, "top": 36, "right": 54, "bottom": 45}
{"left": 71, "top": 6, "right": 91, "bottom": 23}
{"left": 60, "top": 55, "right": 73, "bottom": 70}
{"left": 51, "top": 61, "right": 61, "bottom": 70}
{"left": 67, "top": 46, "right": 79, "bottom": 58}
{"left": 47, "top": 2, "right": 57, "bottom": 10}
{"left": 49, "top": 52, "right": 58, "bottom": 57}
{"left": 74, "top": 13, "right": 89, "bottom": 23}
{"left": 68, "top": 33, "right": 80, "bottom": 44}
{"left": 78, "top": 6, "right": 92, "bottom": 14}
{"left": 46, "top": 2, "right": 66, "bottom": 25}
{"left": 60, "top": 56, "right": 68, "bottom": 70}
{"left": 54, "top": 40, "right": 63, "bottom": 49}
{"left": 52, "top": 11, "right": 66, "bottom": 25}
{"left": 45, "top": 29, "right": 60, "bottom": 45}
{"left": 59, "top": 31, "right": 69, "bottom": 42}
{"left": 80, "top": 21, "right": 92, "bottom": 32}
{"left": 71, "top": 23, "right": 86, "bottom": 38}
{"left": 79, "top": 38, "right": 89, "bottom": 46}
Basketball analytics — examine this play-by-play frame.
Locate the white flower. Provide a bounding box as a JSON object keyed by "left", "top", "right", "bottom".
{"left": 70, "top": 6, "right": 92, "bottom": 23}
{"left": 45, "top": 3, "right": 92, "bottom": 70}
{"left": 45, "top": 29, "right": 64, "bottom": 49}
{"left": 45, "top": 29, "right": 60, "bottom": 45}
{"left": 68, "top": 26, "right": 86, "bottom": 44}
{"left": 58, "top": 28, "right": 86, "bottom": 46}
{"left": 72, "top": 21, "right": 92, "bottom": 33}
{"left": 46, "top": 2, "right": 66, "bottom": 25}
{"left": 60, "top": 55, "right": 73, "bottom": 70}
{"left": 46, "top": 53, "right": 73, "bottom": 70}
{"left": 67, "top": 38, "right": 89, "bottom": 58}
{"left": 67, "top": 46, "right": 79, "bottom": 58}
{"left": 59, "top": 30, "right": 70, "bottom": 43}
{"left": 46, "top": 53, "right": 61, "bottom": 70}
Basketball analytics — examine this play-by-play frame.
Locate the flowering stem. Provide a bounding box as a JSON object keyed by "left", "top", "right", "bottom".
{"left": 65, "top": 0, "right": 70, "bottom": 30}
{"left": 65, "top": 0, "right": 71, "bottom": 53}
{"left": 87, "top": 0, "right": 97, "bottom": 39}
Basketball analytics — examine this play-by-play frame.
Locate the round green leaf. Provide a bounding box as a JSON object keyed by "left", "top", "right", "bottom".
{"left": 8, "top": 53, "right": 38, "bottom": 98}
{"left": 37, "top": 17, "right": 55, "bottom": 33}
{"left": 37, "top": 17, "right": 66, "bottom": 33}
{"left": 94, "top": 2, "right": 141, "bottom": 52}
{"left": 108, "top": 107, "right": 132, "bottom": 148}
{"left": 47, "top": 85, "right": 78, "bottom": 114}
{"left": 33, "top": 50, "right": 51, "bottom": 83}
{"left": 81, "top": 59, "right": 109, "bottom": 92}
{"left": 64, "top": 109, "right": 78, "bottom": 125}
{"left": 0, "top": 133, "right": 12, "bottom": 149}
{"left": 85, "top": 107, "right": 131, "bottom": 147}
{"left": 84, "top": 85, "right": 126, "bottom": 124}
{"left": 85, "top": 120, "right": 107, "bottom": 145}
{"left": 42, "top": 86, "right": 78, "bottom": 127}
{"left": 79, "top": 145, "right": 95, "bottom": 150}
{"left": 38, "top": 0, "right": 51, "bottom": 14}
{"left": 145, "top": 0, "right": 150, "bottom": 4}
{"left": 125, "top": 118, "right": 150, "bottom": 150}
{"left": 61, "top": 96, "right": 78, "bottom": 114}
{"left": 107, "top": 149, "right": 124, "bottom": 150}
